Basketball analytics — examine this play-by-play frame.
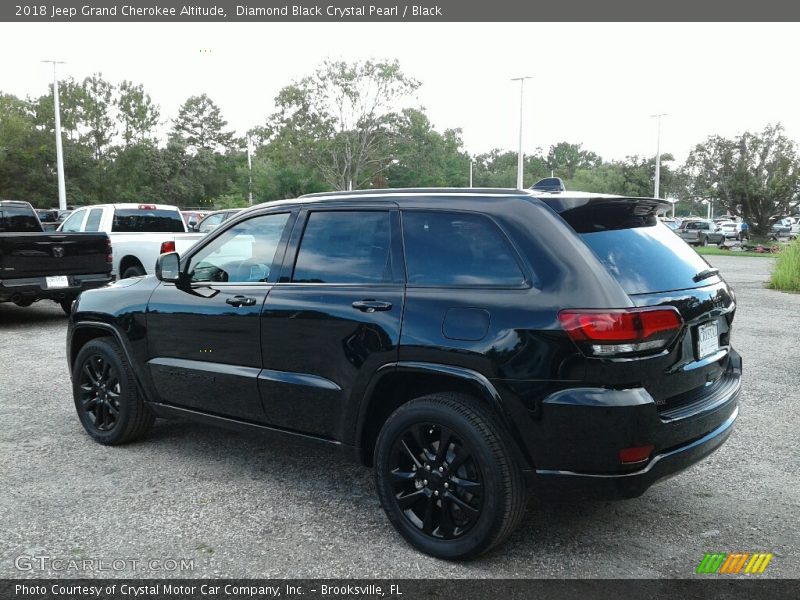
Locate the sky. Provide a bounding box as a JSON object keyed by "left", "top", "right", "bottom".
{"left": 1, "top": 22, "right": 798, "bottom": 165}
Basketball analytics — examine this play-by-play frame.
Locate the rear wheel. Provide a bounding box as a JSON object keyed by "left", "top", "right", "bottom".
{"left": 374, "top": 393, "right": 527, "bottom": 560}
{"left": 72, "top": 338, "right": 154, "bottom": 445}
{"left": 700, "top": 235, "right": 709, "bottom": 247}
{"left": 121, "top": 265, "right": 145, "bottom": 279}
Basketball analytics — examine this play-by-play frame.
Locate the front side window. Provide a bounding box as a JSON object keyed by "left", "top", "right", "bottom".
{"left": 292, "top": 211, "right": 396, "bottom": 284}
{"left": 59, "top": 210, "right": 86, "bottom": 232}
{"left": 402, "top": 211, "right": 526, "bottom": 287}
{"left": 198, "top": 213, "right": 224, "bottom": 233}
{"left": 188, "top": 213, "right": 290, "bottom": 283}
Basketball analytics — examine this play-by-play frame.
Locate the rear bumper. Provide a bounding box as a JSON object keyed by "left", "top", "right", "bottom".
{"left": 0, "top": 272, "right": 112, "bottom": 303}
{"left": 533, "top": 406, "right": 737, "bottom": 499}
{"left": 527, "top": 349, "right": 741, "bottom": 499}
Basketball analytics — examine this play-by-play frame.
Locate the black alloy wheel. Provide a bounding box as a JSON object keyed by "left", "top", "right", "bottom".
{"left": 77, "top": 352, "right": 122, "bottom": 432}
{"left": 72, "top": 338, "right": 154, "bottom": 444}
{"left": 374, "top": 393, "right": 527, "bottom": 560}
{"left": 388, "top": 423, "right": 484, "bottom": 540}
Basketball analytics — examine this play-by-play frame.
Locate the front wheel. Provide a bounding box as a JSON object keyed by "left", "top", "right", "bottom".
{"left": 700, "top": 235, "right": 709, "bottom": 247}
{"left": 72, "top": 338, "right": 154, "bottom": 445}
{"left": 374, "top": 393, "right": 527, "bottom": 560}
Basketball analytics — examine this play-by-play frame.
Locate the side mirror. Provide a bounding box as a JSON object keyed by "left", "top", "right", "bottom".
{"left": 156, "top": 252, "right": 181, "bottom": 283}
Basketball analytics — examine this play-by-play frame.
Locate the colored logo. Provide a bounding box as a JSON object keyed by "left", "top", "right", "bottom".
{"left": 697, "top": 552, "right": 773, "bottom": 574}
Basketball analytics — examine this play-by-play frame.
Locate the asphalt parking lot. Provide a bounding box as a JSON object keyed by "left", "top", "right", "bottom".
{"left": 0, "top": 255, "right": 798, "bottom": 579}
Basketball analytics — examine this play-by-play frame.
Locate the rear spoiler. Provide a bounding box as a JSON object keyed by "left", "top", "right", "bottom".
{"left": 539, "top": 196, "right": 672, "bottom": 234}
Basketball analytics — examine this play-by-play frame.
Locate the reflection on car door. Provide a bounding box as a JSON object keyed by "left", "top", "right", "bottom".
{"left": 146, "top": 211, "right": 293, "bottom": 422}
{"left": 259, "top": 207, "right": 405, "bottom": 440}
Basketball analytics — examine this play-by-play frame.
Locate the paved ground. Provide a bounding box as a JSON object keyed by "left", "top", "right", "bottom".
{"left": 0, "top": 255, "right": 797, "bottom": 579}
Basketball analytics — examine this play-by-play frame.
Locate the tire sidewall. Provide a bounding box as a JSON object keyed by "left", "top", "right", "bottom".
{"left": 121, "top": 265, "right": 145, "bottom": 279}
{"left": 374, "top": 399, "right": 508, "bottom": 560}
{"left": 72, "top": 340, "right": 136, "bottom": 444}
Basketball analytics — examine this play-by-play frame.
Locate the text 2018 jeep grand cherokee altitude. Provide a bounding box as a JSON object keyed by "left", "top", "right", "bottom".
{"left": 67, "top": 188, "right": 741, "bottom": 559}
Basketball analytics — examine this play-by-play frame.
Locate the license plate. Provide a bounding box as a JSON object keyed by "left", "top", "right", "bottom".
{"left": 696, "top": 321, "right": 719, "bottom": 359}
{"left": 45, "top": 275, "right": 70, "bottom": 288}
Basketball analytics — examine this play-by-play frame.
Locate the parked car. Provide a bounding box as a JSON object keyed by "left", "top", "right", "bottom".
{"left": 0, "top": 200, "right": 112, "bottom": 313}
{"left": 192, "top": 209, "right": 242, "bottom": 233}
{"left": 58, "top": 203, "right": 204, "bottom": 279}
{"left": 677, "top": 219, "right": 726, "bottom": 246}
{"left": 35, "top": 208, "right": 60, "bottom": 231}
{"left": 770, "top": 217, "right": 799, "bottom": 240}
{"left": 719, "top": 221, "right": 749, "bottom": 241}
{"left": 181, "top": 210, "right": 209, "bottom": 231}
{"left": 67, "top": 188, "right": 740, "bottom": 559}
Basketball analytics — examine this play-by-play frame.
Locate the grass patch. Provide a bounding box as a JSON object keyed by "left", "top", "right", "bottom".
{"left": 695, "top": 246, "right": 777, "bottom": 258}
{"left": 769, "top": 239, "right": 800, "bottom": 291}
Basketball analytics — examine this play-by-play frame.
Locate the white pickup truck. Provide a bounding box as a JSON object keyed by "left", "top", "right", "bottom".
{"left": 58, "top": 203, "right": 205, "bottom": 278}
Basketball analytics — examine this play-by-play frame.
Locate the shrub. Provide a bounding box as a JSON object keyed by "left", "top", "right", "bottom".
{"left": 769, "top": 238, "right": 800, "bottom": 291}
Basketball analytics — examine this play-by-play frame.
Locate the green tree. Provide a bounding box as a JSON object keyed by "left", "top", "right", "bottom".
{"left": 472, "top": 149, "right": 548, "bottom": 188}
{"left": 547, "top": 142, "right": 601, "bottom": 178}
{"left": 171, "top": 94, "right": 235, "bottom": 153}
{"left": 684, "top": 124, "right": 800, "bottom": 235}
{"left": 117, "top": 81, "right": 160, "bottom": 146}
{"left": 266, "top": 59, "right": 420, "bottom": 190}
{"left": 384, "top": 109, "right": 470, "bottom": 187}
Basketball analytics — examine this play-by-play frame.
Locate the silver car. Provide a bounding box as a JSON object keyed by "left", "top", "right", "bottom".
{"left": 678, "top": 219, "right": 726, "bottom": 246}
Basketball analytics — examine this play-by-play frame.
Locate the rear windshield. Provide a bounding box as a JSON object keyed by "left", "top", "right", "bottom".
{"left": 112, "top": 209, "right": 185, "bottom": 233}
{"left": 0, "top": 206, "right": 41, "bottom": 232}
{"left": 553, "top": 199, "right": 719, "bottom": 295}
{"left": 581, "top": 224, "right": 719, "bottom": 295}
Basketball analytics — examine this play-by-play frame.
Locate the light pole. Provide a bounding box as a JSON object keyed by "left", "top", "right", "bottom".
{"left": 651, "top": 113, "right": 667, "bottom": 199}
{"left": 42, "top": 60, "right": 67, "bottom": 210}
{"left": 511, "top": 76, "right": 532, "bottom": 189}
{"left": 469, "top": 158, "right": 473, "bottom": 188}
{"left": 246, "top": 134, "right": 253, "bottom": 206}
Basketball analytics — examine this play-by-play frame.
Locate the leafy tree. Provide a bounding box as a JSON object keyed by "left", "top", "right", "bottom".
{"left": 117, "top": 81, "right": 160, "bottom": 146}
{"left": 684, "top": 124, "right": 800, "bottom": 235}
{"left": 171, "top": 94, "right": 235, "bottom": 153}
{"left": 79, "top": 73, "right": 116, "bottom": 161}
{"left": 385, "top": 109, "right": 470, "bottom": 187}
{"left": 266, "top": 59, "right": 420, "bottom": 190}
{"left": 547, "top": 142, "right": 601, "bottom": 178}
{"left": 472, "top": 149, "right": 548, "bottom": 188}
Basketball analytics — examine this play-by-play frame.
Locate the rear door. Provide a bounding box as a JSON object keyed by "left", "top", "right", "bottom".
{"left": 547, "top": 197, "right": 736, "bottom": 406}
{"left": 259, "top": 206, "right": 404, "bottom": 440}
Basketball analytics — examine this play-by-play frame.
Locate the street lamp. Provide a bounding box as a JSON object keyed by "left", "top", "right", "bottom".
{"left": 511, "top": 76, "right": 533, "bottom": 189}
{"left": 42, "top": 60, "right": 67, "bottom": 211}
{"left": 651, "top": 113, "right": 667, "bottom": 199}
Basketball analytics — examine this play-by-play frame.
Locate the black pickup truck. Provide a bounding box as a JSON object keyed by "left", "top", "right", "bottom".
{"left": 0, "top": 200, "right": 113, "bottom": 314}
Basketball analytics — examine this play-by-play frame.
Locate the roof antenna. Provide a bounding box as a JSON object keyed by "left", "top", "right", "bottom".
{"left": 531, "top": 177, "right": 566, "bottom": 192}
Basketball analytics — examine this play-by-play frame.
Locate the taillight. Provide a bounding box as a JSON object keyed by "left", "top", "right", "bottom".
{"left": 558, "top": 307, "right": 682, "bottom": 357}
{"left": 106, "top": 238, "right": 113, "bottom": 264}
{"left": 138, "top": 204, "right": 157, "bottom": 210}
{"left": 160, "top": 241, "right": 176, "bottom": 254}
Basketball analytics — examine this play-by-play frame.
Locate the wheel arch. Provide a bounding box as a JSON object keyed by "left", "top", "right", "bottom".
{"left": 69, "top": 322, "right": 154, "bottom": 403}
{"left": 355, "top": 362, "right": 531, "bottom": 469}
{"left": 119, "top": 255, "right": 145, "bottom": 276}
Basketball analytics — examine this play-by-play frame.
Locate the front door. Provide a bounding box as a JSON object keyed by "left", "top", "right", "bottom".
{"left": 147, "top": 211, "right": 293, "bottom": 422}
{"left": 259, "top": 208, "right": 405, "bottom": 440}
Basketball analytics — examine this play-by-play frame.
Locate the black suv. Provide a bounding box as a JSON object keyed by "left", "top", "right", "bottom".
{"left": 67, "top": 188, "right": 741, "bottom": 559}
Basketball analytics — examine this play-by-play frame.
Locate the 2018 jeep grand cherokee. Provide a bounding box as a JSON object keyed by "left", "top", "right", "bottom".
{"left": 66, "top": 188, "right": 741, "bottom": 559}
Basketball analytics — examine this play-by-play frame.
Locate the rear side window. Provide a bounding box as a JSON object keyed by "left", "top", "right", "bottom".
{"left": 112, "top": 209, "right": 185, "bottom": 233}
{"left": 0, "top": 206, "right": 41, "bottom": 232}
{"left": 402, "top": 211, "right": 526, "bottom": 287}
{"left": 85, "top": 208, "right": 103, "bottom": 232}
{"left": 292, "top": 211, "right": 396, "bottom": 284}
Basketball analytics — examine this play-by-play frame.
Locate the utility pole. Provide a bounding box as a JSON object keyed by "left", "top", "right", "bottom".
{"left": 42, "top": 60, "right": 67, "bottom": 210}
{"left": 511, "top": 76, "right": 533, "bottom": 189}
{"left": 246, "top": 135, "right": 253, "bottom": 206}
{"left": 651, "top": 113, "right": 667, "bottom": 199}
{"left": 469, "top": 159, "right": 473, "bottom": 187}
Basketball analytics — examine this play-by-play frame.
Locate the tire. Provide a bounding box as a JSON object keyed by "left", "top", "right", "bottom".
{"left": 700, "top": 235, "right": 708, "bottom": 247}
{"left": 374, "top": 393, "right": 527, "bottom": 560}
{"left": 121, "top": 264, "right": 145, "bottom": 279}
{"left": 60, "top": 298, "right": 74, "bottom": 315}
{"left": 71, "top": 338, "right": 154, "bottom": 445}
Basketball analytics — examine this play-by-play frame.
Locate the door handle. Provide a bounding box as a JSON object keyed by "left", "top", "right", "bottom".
{"left": 352, "top": 299, "right": 393, "bottom": 313}
{"left": 226, "top": 295, "right": 257, "bottom": 307}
